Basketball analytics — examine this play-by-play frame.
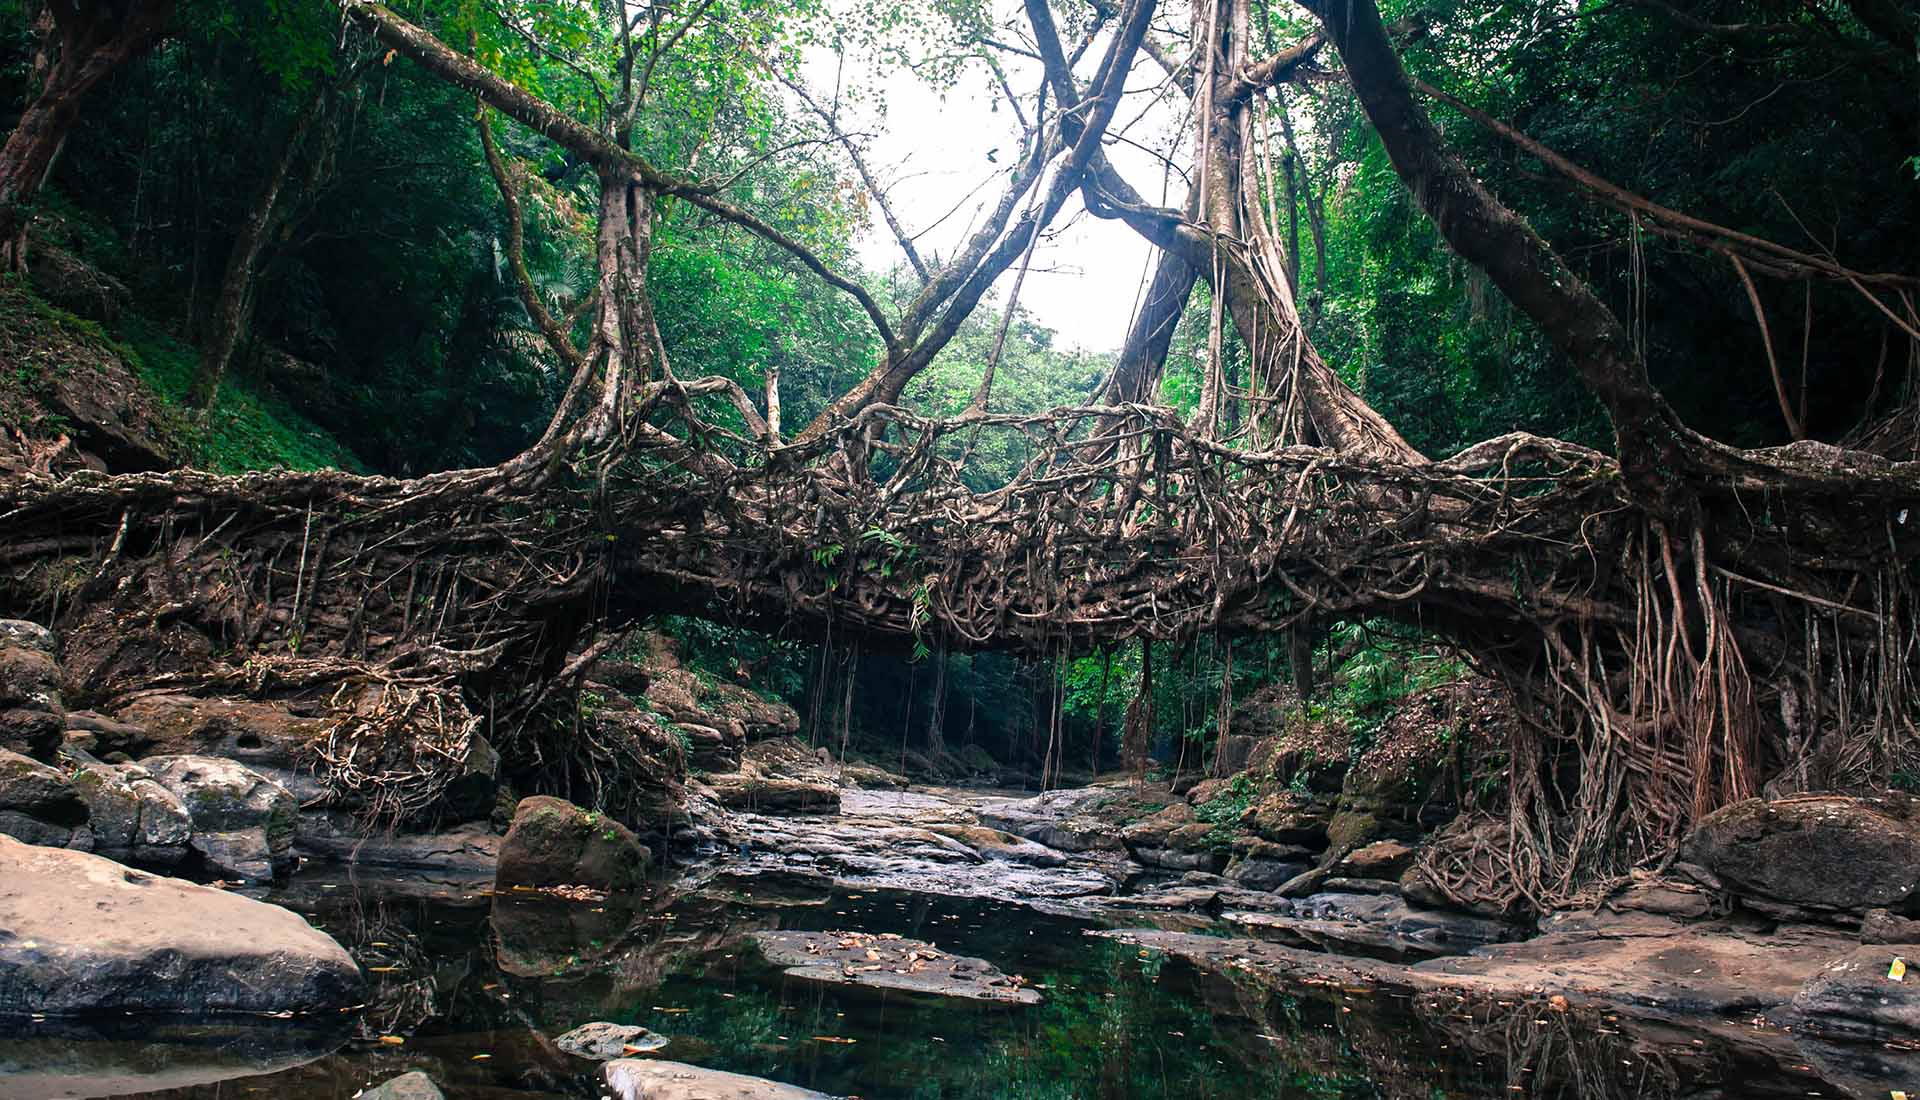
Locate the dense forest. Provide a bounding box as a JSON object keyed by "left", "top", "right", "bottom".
{"left": 0, "top": 0, "right": 1916, "bottom": 903}
{"left": 3, "top": 1, "right": 1920, "bottom": 1096}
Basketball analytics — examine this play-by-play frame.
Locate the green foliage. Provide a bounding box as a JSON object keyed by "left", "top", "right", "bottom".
{"left": 1319, "top": 620, "right": 1467, "bottom": 749}
{"left": 1194, "top": 771, "right": 1258, "bottom": 827}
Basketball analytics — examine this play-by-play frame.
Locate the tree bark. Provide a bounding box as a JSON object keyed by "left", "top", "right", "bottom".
{"left": 0, "top": 0, "right": 175, "bottom": 273}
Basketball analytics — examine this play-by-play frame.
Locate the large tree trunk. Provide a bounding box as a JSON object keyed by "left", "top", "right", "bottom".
{"left": 0, "top": 1, "right": 174, "bottom": 273}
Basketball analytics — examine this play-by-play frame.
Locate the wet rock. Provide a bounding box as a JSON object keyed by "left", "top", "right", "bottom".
{"left": 557, "top": 1021, "right": 671, "bottom": 1059}
{"left": 0, "top": 834, "right": 364, "bottom": 1015}
{"left": 144, "top": 755, "right": 298, "bottom": 879}
{"left": 496, "top": 795, "right": 650, "bottom": 895}
{"left": 0, "top": 622, "right": 64, "bottom": 760}
{"left": 66, "top": 759, "right": 192, "bottom": 867}
{"left": 1682, "top": 794, "right": 1920, "bottom": 915}
{"left": 1792, "top": 943, "right": 1920, "bottom": 1040}
{"left": 977, "top": 787, "right": 1130, "bottom": 853}
{"left": 1862, "top": 908, "right": 1920, "bottom": 945}
{"left": 108, "top": 695, "right": 327, "bottom": 771}
{"left": 1222, "top": 890, "right": 1510, "bottom": 960}
{"left": 358, "top": 1070, "right": 445, "bottom": 1100}
{"left": 751, "top": 929, "right": 1042, "bottom": 1004}
{"left": 605, "top": 1058, "right": 836, "bottom": 1100}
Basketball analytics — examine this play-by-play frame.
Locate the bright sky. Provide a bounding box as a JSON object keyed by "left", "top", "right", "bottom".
{"left": 798, "top": 12, "right": 1191, "bottom": 354}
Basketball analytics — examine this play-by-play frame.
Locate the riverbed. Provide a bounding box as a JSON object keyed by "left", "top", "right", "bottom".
{"left": 4, "top": 849, "right": 1865, "bottom": 1100}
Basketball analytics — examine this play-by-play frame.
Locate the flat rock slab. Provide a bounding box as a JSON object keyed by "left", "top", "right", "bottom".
{"left": 1102, "top": 912, "right": 1855, "bottom": 1022}
{"left": 751, "top": 929, "right": 1041, "bottom": 1004}
{"left": 0, "top": 834, "right": 364, "bottom": 1016}
{"left": 605, "top": 1059, "right": 837, "bottom": 1100}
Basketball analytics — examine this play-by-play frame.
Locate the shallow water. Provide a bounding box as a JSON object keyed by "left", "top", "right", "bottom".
{"left": 0, "top": 865, "right": 1869, "bottom": 1099}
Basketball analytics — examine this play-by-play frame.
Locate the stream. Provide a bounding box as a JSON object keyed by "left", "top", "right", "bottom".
{"left": 4, "top": 856, "right": 1851, "bottom": 1100}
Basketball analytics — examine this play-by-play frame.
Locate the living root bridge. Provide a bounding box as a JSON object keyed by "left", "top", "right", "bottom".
{"left": 5, "top": 398, "right": 1919, "bottom": 909}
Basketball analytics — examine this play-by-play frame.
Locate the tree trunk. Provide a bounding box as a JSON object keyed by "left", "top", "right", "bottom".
{"left": 0, "top": 1, "right": 174, "bottom": 273}
{"left": 190, "top": 83, "right": 326, "bottom": 411}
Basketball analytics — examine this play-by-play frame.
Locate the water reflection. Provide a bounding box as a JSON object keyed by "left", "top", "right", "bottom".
{"left": 5, "top": 867, "right": 1897, "bottom": 1099}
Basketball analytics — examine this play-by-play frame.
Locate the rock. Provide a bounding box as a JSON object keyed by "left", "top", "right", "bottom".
{"left": 438, "top": 731, "right": 500, "bottom": 822}
{"left": 295, "top": 812, "right": 499, "bottom": 874}
{"left": 1863, "top": 908, "right": 1920, "bottom": 945}
{"left": 1122, "top": 803, "right": 1229, "bottom": 872}
{"left": 1185, "top": 778, "right": 1230, "bottom": 806}
{"left": 0, "top": 747, "right": 85, "bottom": 824}
{"left": 67, "top": 759, "right": 192, "bottom": 867}
{"left": 605, "top": 1059, "right": 837, "bottom": 1100}
{"left": 0, "top": 834, "right": 364, "bottom": 1015}
{"left": 1604, "top": 875, "right": 1715, "bottom": 920}
{"left": 1682, "top": 794, "right": 1920, "bottom": 915}
{"left": 1340, "top": 839, "right": 1415, "bottom": 879}
{"left": 1224, "top": 854, "right": 1313, "bottom": 891}
{"left": 61, "top": 709, "right": 148, "bottom": 758}
{"left": 923, "top": 823, "right": 1067, "bottom": 867}
{"left": 143, "top": 755, "right": 299, "bottom": 879}
{"left": 601, "top": 632, "right": 802, "bottom": 773}
{"left": 1792, "top": 943, "right": 1920, "bottom": 1040}
{"left": 557, "top": 1021, "right": 670, "bottom": 1060}
{"left": 977, "top": 787, "right": 1130, "bottom": 853}
{"left": 705, "top": 737, "right": 843, "bottom": 814}
{"left": 750, "top": 929, "right": 1042, "bottom": 1004}
{"left": 1221, "top": 890, "right": 1511, "bottom": 960}
{"left": 358, "top": 1070, "right": 445, "bottom": 1100}
{"left": 109, "top": 695, "right": 326, "bottom": 772}
{"left": 496, "top": 795, "right": 651, "bottom": 896}
{"left": 0, "top": 622, "right": 64, "bottom": 760}
{"left": 1239, "top": 790, "right": 1330, "bottom": 848}
{"left": 840, "top": 760, "right": 909, "bottom": 789}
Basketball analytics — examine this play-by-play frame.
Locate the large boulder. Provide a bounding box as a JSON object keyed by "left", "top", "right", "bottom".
{"left": 1682, "top": 794, "right": 1920, "bottom": 915}
{"left": 66, "top": 758, "right": 193, "bottom": 868}
{"left": 0, "top": 620, "right": 64, "bottom": 760}
{"left": 0, "top": 747, "right": 85, "bottom": 824}
{"left": 143, "top": 755, "right": 298, "bottom": 880}
{"left": 0, "top": 747, "right": 89, "bottom": 850}
{"left": 0, "top": 834, "right": 364, "bottom": 1015}
{"left": 496, "top": 795, "right": 651, "bottom": 896}
{"left": 1792, "top": 943, "right": 1920, "bottom": 1040}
